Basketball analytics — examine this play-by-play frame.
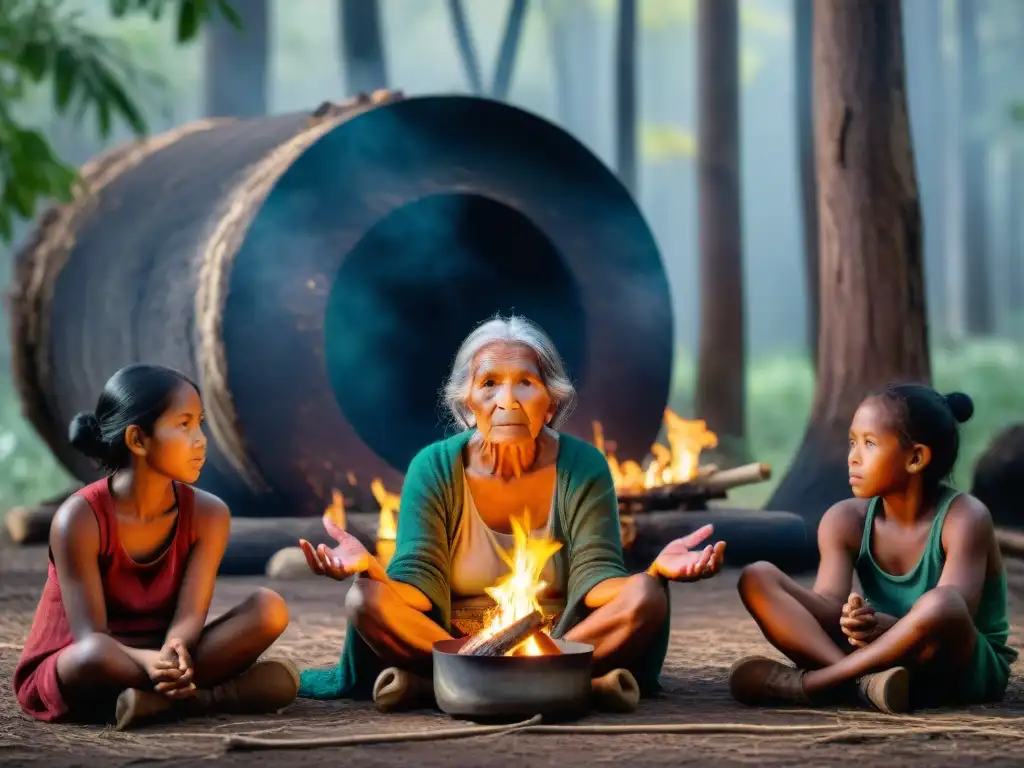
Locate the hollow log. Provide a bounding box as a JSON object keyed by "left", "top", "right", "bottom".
{"left": 10, "top": 93, "right": 674, "bottom": 520}
{"left": 458, "top": 610, "right": 544, "bottom": 656}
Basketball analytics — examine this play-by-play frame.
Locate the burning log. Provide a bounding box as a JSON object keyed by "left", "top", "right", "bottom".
{"left": 617, "top": 462, "right": 772, "bottom": 513}
{"left": 458, "top": 610, "right": 545, "bottom": 657}
{"left": 511, "top": 629, "right": 563, "bottom": 656}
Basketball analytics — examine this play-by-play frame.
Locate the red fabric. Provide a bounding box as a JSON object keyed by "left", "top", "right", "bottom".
{"left": 12, "top": 477, "right": 196, "bottom": 721}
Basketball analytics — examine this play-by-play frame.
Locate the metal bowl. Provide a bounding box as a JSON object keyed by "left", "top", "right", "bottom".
{"left": 432, "top": 636, "right": 594, "bottom": 721}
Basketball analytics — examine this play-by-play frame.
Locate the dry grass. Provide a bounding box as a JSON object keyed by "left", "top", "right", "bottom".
{"left": 3, "top": 535, "right": 1024, "bottom": 767}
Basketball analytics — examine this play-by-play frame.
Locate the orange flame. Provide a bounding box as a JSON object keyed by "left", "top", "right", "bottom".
{"left": 478, "top": 509, "right": 562, "bottom": 656}
{"left": 595, "top": 409, "right": 718, "bottom": 493}
{"left": 323, "top": 488, "right": 347, "bottom": 531}
{"left": 370, "top": 478, "right": 400, "bottom": 540}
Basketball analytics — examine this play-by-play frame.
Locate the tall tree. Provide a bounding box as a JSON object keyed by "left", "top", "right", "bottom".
{"left": 615, "top": 0, "right": 637, "bottom": 194}
{"left": 694, "top": 0, "right": 745, "bottom": 460}
{"left": 903, "top": 0, "right": 947, "bottom": 342}
{"left": 204, "top": 0, "right": 268, "bottom": 118}
{"left": 338, "top": 0, "right": 388, "bottom": 96}
{"left": 794, "top": 0, "right": 818, "bottom": 364}
{"left": 958, "top": 0, "right": 993, "bottom": 335}
{"left": 766, "top": 0, "right": 930, "bottom": 525}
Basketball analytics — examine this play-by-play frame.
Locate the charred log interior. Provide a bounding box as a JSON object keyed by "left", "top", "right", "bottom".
{"left": 10, "top": 94, "right": 674, "bottom": 518}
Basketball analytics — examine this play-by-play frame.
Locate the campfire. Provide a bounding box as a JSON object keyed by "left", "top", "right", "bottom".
{"left": 321, "top": 476, "right": 401, "bottom": 567}
{"left": 457, "top": 509, "right": 564, "bottom": 658}
{"left": 594, "top": 409, "right": 720, "bottom": 493}
{"left": 595, "top": 409, "right": 771, "bottom": 514}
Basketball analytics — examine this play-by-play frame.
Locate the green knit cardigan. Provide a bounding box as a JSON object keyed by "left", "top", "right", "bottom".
{"left": 298, "top": 430, "right": 669, "bottom": 699}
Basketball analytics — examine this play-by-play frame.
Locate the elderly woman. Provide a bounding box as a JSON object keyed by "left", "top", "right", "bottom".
{"left": 297, "top": 315, "right": 727, "bottom": 709}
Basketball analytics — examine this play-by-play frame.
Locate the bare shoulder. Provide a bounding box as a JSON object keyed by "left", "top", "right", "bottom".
{"left": 943, "top": 491, "right": 994, "bottom": 539}
{"left": 190, "top": 487, "right": 231, "bottom": 522}
{"left": 50, "top": 494, "right": 100, "bottom": 550}
{"left": 818, "top": 497, "right": 869, "bottom": 549}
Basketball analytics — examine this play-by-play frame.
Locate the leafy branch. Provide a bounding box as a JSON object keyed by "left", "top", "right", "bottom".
{"left": 0, "top": 0, "right": 239, "bottom": 242}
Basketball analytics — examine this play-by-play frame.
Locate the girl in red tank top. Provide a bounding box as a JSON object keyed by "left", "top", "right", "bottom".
{"left": 13, "top": 364, "right": 298, "bottom": 729}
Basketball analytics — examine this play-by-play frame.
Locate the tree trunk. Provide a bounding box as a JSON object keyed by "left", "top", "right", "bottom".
{"left": 447, "top": 0, "right": 484, "bottom": 94}
{"left": 1009, "top": 150, "right": 1024, "bottom": 329}
{"left": 203, "top": 0, "right": 269, "bottom": 118}
{"left": 795, "top": 0, "right": 818, "bottom": 366}
{"left": 694, "top": 0, "right": 745, "bottom": 459}
{"left": 492, "top": 0, "right": 529, "bottom": 101}
{"left": 902, "top": 0, "right": 947, "bottom": 343}
{"left": 766, "top": 0, "right": 930, "bottom": 526}
{"left": 959, "top": 0, "right": 994, "bottom": 336}
{"left": 338, "top": 0, "right": 389, "bottom": 96}
{"left": 615, "top": 0, "right": 637, "bottom": 195}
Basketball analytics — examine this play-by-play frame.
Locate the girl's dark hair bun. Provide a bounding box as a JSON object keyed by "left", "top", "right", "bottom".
{"left": 68, "top": 412, "right": 105, "bottom": 458}
{"left": 944, "top": 391, "right": 974, "bottom": 424}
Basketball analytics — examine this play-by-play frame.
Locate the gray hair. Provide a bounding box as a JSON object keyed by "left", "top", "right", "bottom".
{"left": 442, "top": 314, "right": 578, "bottom": 430}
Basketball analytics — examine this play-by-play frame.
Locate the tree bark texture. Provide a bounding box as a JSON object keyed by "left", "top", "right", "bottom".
{"left": 795, "top": 0, "right": 819, "bottom": 366}
{"left": 958, "top": 0, "right": 994, "bottom": 335}
{"left": 766, "top": 0, "right": 930, "bottom": 527}
{"left": 615, "top": 0, "right": 637, "bottom": 195}
{"left": 339, "top": 0, "right": 389, "bottom": 96}
{"left": 694, "top": 0, "right": 746, "bottom": 453}
{"left": 204, "top": 0, "right": 269, "bottom": 118}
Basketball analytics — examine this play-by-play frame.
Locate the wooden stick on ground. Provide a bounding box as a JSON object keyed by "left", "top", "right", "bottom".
{"left": 458, "top": 610, "right": 544, "bottom": 656}
{"left": 3, "top": 488, "right": 78, "bottom": 544}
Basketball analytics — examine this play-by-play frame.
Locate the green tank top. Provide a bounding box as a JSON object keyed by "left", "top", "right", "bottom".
{"left": 855, "top": 485, "right": 1017, "bottom": 662}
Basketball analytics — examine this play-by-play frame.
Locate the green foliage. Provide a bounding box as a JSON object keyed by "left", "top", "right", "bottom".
{"left": 109, "top": 0, "right": 240, "bottom": 42}
{"left": 0, "top": 0, "right": 236, "bottom": 243}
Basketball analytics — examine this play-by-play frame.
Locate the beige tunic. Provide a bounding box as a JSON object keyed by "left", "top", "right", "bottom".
{"left": 449, "top": 475, "right": 558, "bottom": 599}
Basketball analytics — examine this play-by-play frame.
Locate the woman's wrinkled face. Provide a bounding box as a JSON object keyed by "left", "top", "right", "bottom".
{"left": 467, "top": 342, "right": 555, "bottom": 445}
{"left": 140, "top": 383, "right": 208, "bottom": 483}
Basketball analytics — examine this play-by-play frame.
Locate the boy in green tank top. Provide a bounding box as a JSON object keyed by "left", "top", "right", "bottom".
{"left": 727, "top": 384, "right": 1017, "bottom": 713}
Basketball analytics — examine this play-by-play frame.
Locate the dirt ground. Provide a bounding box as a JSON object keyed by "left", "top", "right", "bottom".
{"left": 3, "top": 537, "right": 1024, "bottom": 767}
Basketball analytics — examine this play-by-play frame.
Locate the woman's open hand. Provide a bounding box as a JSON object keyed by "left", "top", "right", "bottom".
{"left": 650, "top": 524, "right": 727, "bottom": 582}
{"left": 299, "top": 514, "right": 372, "bottom": 581}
